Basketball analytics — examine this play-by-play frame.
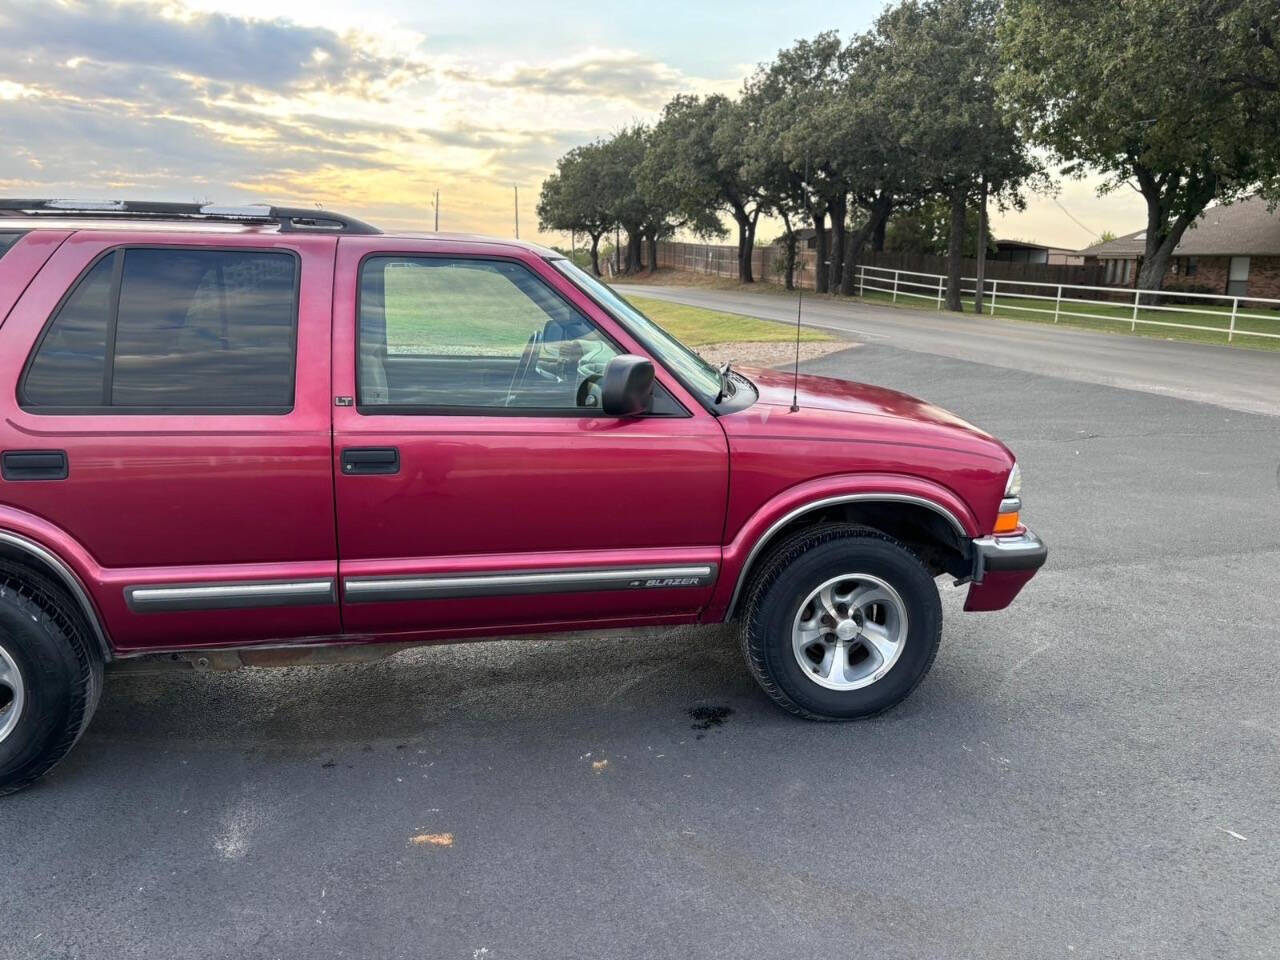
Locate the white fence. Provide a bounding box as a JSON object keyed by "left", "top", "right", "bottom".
{"left": 854, "top": 264, "right": 1280, "bottom": 344}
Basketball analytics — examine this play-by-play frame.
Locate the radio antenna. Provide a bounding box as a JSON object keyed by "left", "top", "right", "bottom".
{"left": 791, "top": 153, "right": 810, "bottom": 414}
{"left": 790, "top": 285, "right": 802, "bottom": 412}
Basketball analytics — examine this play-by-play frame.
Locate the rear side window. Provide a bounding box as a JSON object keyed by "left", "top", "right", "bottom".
{"left": 20, "top": 247, "right": 298, "bottom": 412}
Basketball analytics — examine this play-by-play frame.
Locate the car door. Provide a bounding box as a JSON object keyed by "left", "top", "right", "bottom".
{"left": 331, "top": 236, "right": 729, "bottom": 638}
{"left": 0, "top": 231, "right": 340, "bottom": 652}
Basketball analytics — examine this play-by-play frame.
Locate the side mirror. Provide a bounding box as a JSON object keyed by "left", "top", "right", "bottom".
{"left": 601, "top": 355, "right": 655, "bottom": 416}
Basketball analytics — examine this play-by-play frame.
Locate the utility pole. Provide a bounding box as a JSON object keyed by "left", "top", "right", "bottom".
{"left": 615, "top": 224, "right": 620, "bottom": 274}
{"left": 513, "top": 185, "right": 519, "bottom": 239}
{"left": 433, "top": 189, "right": 439, "bottom": 232}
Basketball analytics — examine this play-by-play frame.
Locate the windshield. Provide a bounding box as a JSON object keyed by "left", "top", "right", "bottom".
{"left": 551, "top": 259, "right": 723, "bottom": 402}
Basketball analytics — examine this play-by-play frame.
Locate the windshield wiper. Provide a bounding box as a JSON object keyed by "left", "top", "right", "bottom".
{"left": 715, "top": 360, "right": 734, "bottom": 404}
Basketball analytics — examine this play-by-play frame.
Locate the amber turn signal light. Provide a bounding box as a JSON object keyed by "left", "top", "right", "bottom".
{"left": 993, "top": 510, "right": 1021, "bottom": 534}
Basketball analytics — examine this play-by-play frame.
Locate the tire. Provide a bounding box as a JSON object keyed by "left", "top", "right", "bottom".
{"left": 0, "top": 561, "right": 103, "bottom": 796}
{"left": 740, "top": 523, "right": 942, "bottom": 720}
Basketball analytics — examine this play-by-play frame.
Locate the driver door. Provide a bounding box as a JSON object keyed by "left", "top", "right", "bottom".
{"left": 331, "top": 236, "right": 729, "bottom": 638}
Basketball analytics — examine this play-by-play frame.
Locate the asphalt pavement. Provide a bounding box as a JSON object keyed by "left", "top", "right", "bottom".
{"left": 3, "top": 299, "right": 1278, "bottom": 959}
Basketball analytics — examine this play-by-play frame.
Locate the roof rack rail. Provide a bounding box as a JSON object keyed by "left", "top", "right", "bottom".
{"left": 0, "top": 199, "right": 381, "bottom": 235}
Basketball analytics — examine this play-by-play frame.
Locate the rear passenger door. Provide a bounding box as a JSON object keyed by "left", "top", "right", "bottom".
{"left": 331, "top": 237, "right": 729, "bottom": 638}
{"left": 0, "top": 232, "right": 340, "bottom": 653}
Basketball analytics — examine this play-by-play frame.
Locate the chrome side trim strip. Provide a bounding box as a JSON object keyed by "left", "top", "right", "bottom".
{"left": 344, "top": 564, "right": 717, "bottom": 603}
{"left": 0, "top": 530, "right": 113, "bottom": 661}
{"left": 723, "top": 493, "right": 969, "bottom": 619}
{"left": 126, "top": 579, "right": 337, "bottom": 612}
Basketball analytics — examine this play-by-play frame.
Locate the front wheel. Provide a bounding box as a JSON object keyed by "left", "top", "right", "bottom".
{"left": 740, "top": 524, "right": 942, "bottom": 720}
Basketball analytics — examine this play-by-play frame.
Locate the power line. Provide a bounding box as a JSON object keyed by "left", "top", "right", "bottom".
{"left": 1052, "top": 196, "right": 1099, "bottom": 240}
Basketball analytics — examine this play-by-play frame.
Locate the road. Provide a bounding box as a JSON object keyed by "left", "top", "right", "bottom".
{"left": 3, "top": 314, "right": 1279, "bottom": 958}
{"left": 616, "top": 283, "right": 1280, "bottom": 418}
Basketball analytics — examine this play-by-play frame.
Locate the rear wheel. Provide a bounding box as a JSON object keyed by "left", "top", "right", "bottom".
{"left": 0, "top": 562, "right": 102, "bottom": 796}
{"left": 740, "top": 524, "right": 942, "bottom": 720}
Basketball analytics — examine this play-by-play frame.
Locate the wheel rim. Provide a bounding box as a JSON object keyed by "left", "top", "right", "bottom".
{"left": 0, "top": 642, "right": 24, "bottom": 744}
{"left": 791, "top": 573, "right": 908, "bottom": 691}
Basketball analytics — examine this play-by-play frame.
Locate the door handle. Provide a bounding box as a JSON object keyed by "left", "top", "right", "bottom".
{"left": 2, "top": 450, "right": 68, "bottom": 481}
{"left": 341, "top": 447, "right": 400, "bottom": 475}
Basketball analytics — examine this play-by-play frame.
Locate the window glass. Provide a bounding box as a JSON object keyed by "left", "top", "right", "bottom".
{"left": 21, "top": 248, "right": 297, "bottom": 411}
{"left": 111, "top": 249, "right": 296, "bottom": 408}
{"left": 359, "top": 257, "right": 619, "bottom": 411}
{"left": 551, "top": 259, "right": 722, "bottom": 402}
{"left": 1185, "top": 257, "right": 1198, "bottom": 277}
{"left": 22, "top": 254, "right": 115, "bottom": 407}
{"left": 0, "top": 233, "right": 23, "bottom": 259}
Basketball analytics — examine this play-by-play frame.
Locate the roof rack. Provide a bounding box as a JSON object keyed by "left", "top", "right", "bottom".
{"left": 0, "top": 199, "right": 381, "bottom": 235}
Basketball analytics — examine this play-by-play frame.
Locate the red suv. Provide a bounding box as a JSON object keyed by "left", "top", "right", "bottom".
{"left": 0, "top": 200, "right": 1045, "bottom": 793}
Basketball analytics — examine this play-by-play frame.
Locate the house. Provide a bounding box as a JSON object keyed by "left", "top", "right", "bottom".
{"left": 991, "top": 239, "right": 1083, "bottom": 266}
{"left": 1081, "top": 195, "right": 1280, "bottom": 299}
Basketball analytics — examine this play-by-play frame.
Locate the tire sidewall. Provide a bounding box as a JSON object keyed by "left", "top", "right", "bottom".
{"left": 0, "top": 589, "right": 78, "bottom": 780}
{"left": 751, "top": 535, "right": 941, "bottom": 718}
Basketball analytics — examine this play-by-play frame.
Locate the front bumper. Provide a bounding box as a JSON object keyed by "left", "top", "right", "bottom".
{"left": 963, "top": 528, "right": 1048, "bottom": 612}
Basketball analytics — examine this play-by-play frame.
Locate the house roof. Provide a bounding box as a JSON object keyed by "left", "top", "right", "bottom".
{"left": 1081, "top": 195, "right": 1280, "bottom": 258}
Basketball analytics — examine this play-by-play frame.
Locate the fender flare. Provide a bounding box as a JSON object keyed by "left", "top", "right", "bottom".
{"left": 718, "top": 485, "right": 974, "bottom": 621}
{"left": 0, "top": 530, "right": 112, "bottom": 662}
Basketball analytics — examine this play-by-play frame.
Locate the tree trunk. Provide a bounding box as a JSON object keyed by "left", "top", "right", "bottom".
{"left": 945, "top": 187, "right": 966, "bottom": 312}
{"left": 842, "top": 194, "right": 892, "bottom": 296}
{"left": 1133, "top": 165, "right": 1217, "bottom": 290}
{"left": 871, "top": 214, "right": 887, "bottom": 252}
{"left": 974, "top": 177, "right": 988, "bottom": 314}
{"left": 810, "top": 205, "right": 829, "bottom": 294}
{"left": 589, "top": 233, "right": 602, "bottom": 276}
{"left": 734, "top": 209, "right": 757, "bottom": 284}
{"left": 780, "top": 210, "right": 796, "bottom": 291}
{"left": 625, "top": 231, "right": 643, "bottom": 274}
{"left": 647, "top": 234, "right": 658, "bottom": 274}
{"left": 827, "top": 195, "right": 846, "bottom": 295}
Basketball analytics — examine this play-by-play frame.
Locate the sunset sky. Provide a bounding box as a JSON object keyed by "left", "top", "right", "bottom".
{"left": 0, "top": 0, "right": 1148, "bottom": 249}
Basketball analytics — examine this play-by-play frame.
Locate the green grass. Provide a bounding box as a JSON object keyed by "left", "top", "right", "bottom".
{"left": 855, "top": 285, "right": 1280, "bottom": 350}
{"left": 625, "top": 295, "right": 831, "bottom": 345}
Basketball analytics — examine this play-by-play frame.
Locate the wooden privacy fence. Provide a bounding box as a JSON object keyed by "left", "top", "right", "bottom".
{"left": 655, "top": 241, "right": 1104, "bottom": 291}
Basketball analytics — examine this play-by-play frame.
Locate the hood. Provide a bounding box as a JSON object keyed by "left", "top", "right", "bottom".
{"left": 737, "top": 366, "right": 996, "bottom": 441}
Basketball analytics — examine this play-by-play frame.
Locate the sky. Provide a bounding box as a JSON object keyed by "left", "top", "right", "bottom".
{"left": 0, "top": 0, "right": 1149, "bottom": 249}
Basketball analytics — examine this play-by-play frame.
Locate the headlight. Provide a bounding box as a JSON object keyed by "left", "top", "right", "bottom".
{"left": 1005, "top": 463, "right": 1022, "bottom": 498}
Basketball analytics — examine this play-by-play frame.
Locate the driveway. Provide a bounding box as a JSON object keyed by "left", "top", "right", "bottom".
{"left": 3, "top": 331, "right": 1278, "bottom": 958}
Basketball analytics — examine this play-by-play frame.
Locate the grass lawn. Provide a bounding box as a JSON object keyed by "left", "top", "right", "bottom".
{"left": 624, "top": 294, "right": 831, "bottom": 345}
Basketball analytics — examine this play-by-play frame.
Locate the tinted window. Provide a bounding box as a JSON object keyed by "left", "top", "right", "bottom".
{"left": 358, "top": 257, "right": 618, "bottom": 411}
{"left": 0, "top": 233, "right": 23, "bottom": 259}
{"left": 22, "top": 254, "right": 114, "bottom": 406}
{"left": 21, "top": 248, "right": 297, "bottom": 411}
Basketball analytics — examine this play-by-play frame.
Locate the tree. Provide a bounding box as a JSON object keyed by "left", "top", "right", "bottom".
{"left": 745, "top": 32, "right": 848, "bottom": 293}
{"left": 644, "top": 94, "right": 768, "bottom": 283}
{"left": 868, "top": 0, "right": 1039, "bottom": 311}
{"left": 1000, "top": 0, "right": 1280, "bottom": 289}
{"left": 884, "top": 196, "right": 989, "bottom": 256}
{"left": 536, "top": 141, "right": 617, "bottom": 276}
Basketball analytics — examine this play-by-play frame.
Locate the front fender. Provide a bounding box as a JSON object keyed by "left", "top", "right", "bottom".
{"left": 706, "top": 472, "right": 978, "bottom": 622}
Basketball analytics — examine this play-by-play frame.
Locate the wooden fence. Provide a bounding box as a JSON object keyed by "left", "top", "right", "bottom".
{"left": 655, "top": 241, "right": 1103, "bottom": 291}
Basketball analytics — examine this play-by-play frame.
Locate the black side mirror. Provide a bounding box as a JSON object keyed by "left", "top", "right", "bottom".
{"left": 601, "top": 355, "right": 655, "bottom": 416}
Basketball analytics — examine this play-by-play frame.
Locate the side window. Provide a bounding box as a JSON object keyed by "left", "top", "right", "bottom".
{"left": 358, "top": 257, "right": 619, "bottom": 412}
{"left": 21, "top": 254, "right": 114, "bottom": 407}
{"left": 21, "top": 248, "right": 297, "bottom": 412}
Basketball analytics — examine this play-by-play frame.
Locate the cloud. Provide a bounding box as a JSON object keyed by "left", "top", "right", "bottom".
{"left": 447, "top": 51, "right": 691, "bottom": 108}
{"left": 0, "top": 0, "right": 429, "bottom": 100}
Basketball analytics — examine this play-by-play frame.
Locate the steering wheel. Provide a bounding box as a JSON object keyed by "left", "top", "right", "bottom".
{"left": 505, "top": 330, "right": 542, "bottom": 406}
